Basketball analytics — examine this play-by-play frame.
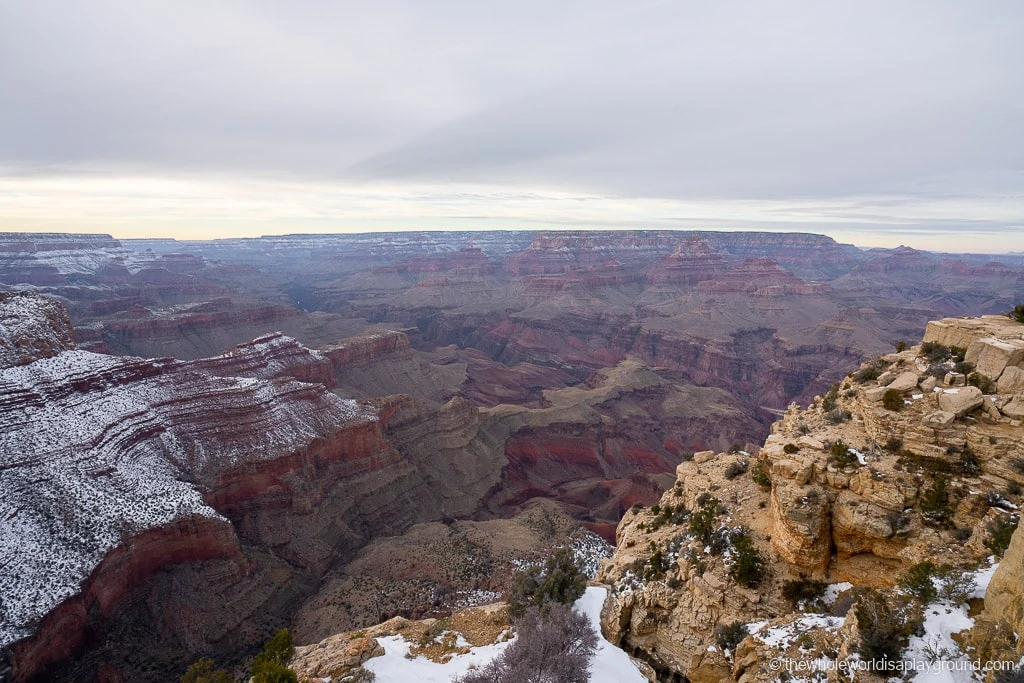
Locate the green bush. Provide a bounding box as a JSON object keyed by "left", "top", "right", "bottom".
{"left": 898, "top": 561, "right": 938, "bottom": 603}
{"left": 882, "top": 389, "right": 904, "bottom": 412}
{"left": 729, "top": 531, "right": 766, "bottom": 587}
{"left": 895, "top": 340, "right": 907, "bottom": 352}
{"left": 508, "top": 547, "right": 587, "bottom": 618}
{"left": 687, "top": 496, "right": 720, "bottom": 544}
{"left": 181, "top": 658, "right": 232, "bottom": 683}
{"left": 751, "top": 461, "right": 771, "bottom": 490}
{"left": 920, "top": 475, "right": 952, "bottom": 526}
{"left": 955, "top": 447, "right": 981, "bottom": 476}
{"left": 967, "top": 372, "right": 996, "bottom": 394}
{"left": 715, "top": 621, "right": 749, "bottom": 657}
{"left": 829, "top": 440, "right": 858, "bottom": 468}
{"left": 782, "top": 578, "right": 828, "bottom": 608}
{"left": 252, "top": 628, "right": 297, "bottom": 683}
{"left": 1009, "top": 304, "right": 1024, "bottom": 324}
{"left": 985, "top": 517, "right": 1019, "bottom": 557}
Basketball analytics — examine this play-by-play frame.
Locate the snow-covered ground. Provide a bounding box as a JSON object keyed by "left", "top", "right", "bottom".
{"left": 901, "top": 561, "right": 1002, "bottom": 683}
{"left": 364, "top": 587, "right": 647, "bottom": 683}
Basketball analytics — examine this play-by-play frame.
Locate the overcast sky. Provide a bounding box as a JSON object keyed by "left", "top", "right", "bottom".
{"left": 1, "top": 1, "right": 1022, "bottom": 251}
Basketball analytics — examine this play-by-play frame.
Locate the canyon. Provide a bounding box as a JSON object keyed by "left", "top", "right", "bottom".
{"left": 1, "top": 231, "right": 1023, "bottom": 681}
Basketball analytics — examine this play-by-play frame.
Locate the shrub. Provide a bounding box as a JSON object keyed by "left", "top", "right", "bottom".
{"left": 884, "top": 437, "right": 903, "bottom": 452}
{"left": 715, "top": 621, "right": 749, "bottom": 658}
{"left": 729, "top": 531, "right": 766, "bottom": 587}
{"left": 825, "top": 408, "right": 852, "bottom": 424}
{"left": 853, "top": 589, "right": 922, "bottom": 665}
{"left": 821, "top": 383, "right": 840, "bottom": 412}
{"left": 1011, "top": 457, "right": 1024, "bottom": 475}
{"left": 252, "top": 629, "right": 297, "bottom": 683}
{"left": 458, "top": 603, "right": 597, "bottom": 683}
{"left": 895, "top": 340, "right": 907, "bottom": 352}
{"left": 967, "top": 372, "right": 996, "bottom": 394}
{"left": 1009, "top": 305, "right": 1024, "bottom": 324}
{"left": 936, "top": 565, "right": 977, "bottom": 605}
{"left": 687, "top": 496, "right": 720, "bottom": 544}
{"left": 955, "top": 447, "right": 981, "bottom": 476}
{"left": 339, "top": 668, "right": 377, "bottom": 683}
{"left": 920, "top": 475, "right": 952, "bottom": 526}
{"left": 954, "top": 360, "right": 975, "bottom": 375}
{"left": 782, "top": 578, "right": 828, "bottom": 608}
{"left": 724, "top": 460, "right": 748, "bottom": 480}
{"left": 898, "top": 561, "right": 938, "bottom": 603}
{"left": 181, "top": 659, "right": 232, "bottom": 683}
{"left": 920, "top": 341, "right": 952, "bottom": 363}
{"left": 829, "top": 440, "right": 858, "bottom": 468}
{"left": 985, "top": 517, "right": 1020, "bottom": 557}
{"left": 783, "top": 443, "right": 799, "bottom": 454}
{"left": 508, "top": 547, "right": 587, "bottom": 618}
{"left": 751, "top": 461, "right": 771, "bottom": 490}
{"left": 1008, "top": 481, "right": 1022, "bottom": 497}
{"left": 882, "top": 389, "right": 904, "bottom": 412}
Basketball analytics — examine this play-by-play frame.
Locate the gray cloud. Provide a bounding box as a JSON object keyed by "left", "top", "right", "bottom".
{"left": 0, "top": 0, "right": 1022, "bottom": 240}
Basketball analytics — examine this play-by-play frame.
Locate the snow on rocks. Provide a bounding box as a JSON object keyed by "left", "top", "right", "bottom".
{"left": 363, "top": 587, "right": 647, "bottom": 683}
{"left": 0, "top": 347, "right": 373, "bottom": 649}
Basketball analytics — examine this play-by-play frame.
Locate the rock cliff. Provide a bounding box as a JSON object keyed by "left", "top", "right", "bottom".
{"left": 597, "top": 314, "right": 1024, "bottom": 681}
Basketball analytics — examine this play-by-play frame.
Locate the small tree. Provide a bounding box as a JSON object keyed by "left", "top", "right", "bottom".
{"left": 882, "top": 389, "right": 904, "bottom": 412}
{"left": 252, "top": 628, "right": 297, "bottom": 683}
{"left": 1009, "top": 305, "right": 1024, "bottom": 324}
{"left": 730, "top": 531, "right": 766, "bottom": 588}
{"left": 896, "top": 340, "right": 907, "bottom": 352}
{"left": 985, "top": 517, "right": 1020, "bottom": 557}
{"left": 181, "top": 659, "right": 232, "bottom": 683}
{"left": 508, "top": 547, "right": 587, "bottom": 618}
{"left": 920, "top": 475, "right": 951, "bottom": 526}
{"left": 898, "top": 561, "right": 938, "bottom": 603}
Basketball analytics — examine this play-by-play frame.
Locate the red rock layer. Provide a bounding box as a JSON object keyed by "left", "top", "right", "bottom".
{"left": 323, "top": 330, "right": 413, "bottom": 369}
{"left": 8, "top": 517, "right": 242, "bottom": 682}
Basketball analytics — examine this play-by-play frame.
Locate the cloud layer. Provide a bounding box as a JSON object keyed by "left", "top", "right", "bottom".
{"left": 1, "top": 1, "right": 1022, "bottom": 248}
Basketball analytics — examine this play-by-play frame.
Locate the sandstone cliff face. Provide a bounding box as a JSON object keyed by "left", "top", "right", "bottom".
{"left": 597, "top": 315, "right": 1024, "bottom": 682}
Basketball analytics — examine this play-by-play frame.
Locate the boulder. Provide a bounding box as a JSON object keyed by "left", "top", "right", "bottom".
{"left": 964, "top": 337, "right": 1024, "bottom": 381}
{"left": 876, "top": 370, "right": 896, "bottom": 386}
{"left": 922, "top": 411, "right": 956, "bottom": 428}
{"left": 886, "top": 371, "right": 920, "bottom": 393}
{"left": 937, "top": 386, "right": 984, "bottom": 417}
{"left": 997, "top": 366, "right": 1024, "bottom": 395}
{"left": 1001, "top": 395, "right": 1024, "bottom": 420}
{"left": 919, "top": 376, "right": 937, "bottom": 392}
{"left": 864, "top": 386, "right": 888, "bottom": 402}
{"left": 693, "top": 450, "right": 716, "bottom": 464}
{"left": 944, "top": 372, "right": 966, "bottom": 387}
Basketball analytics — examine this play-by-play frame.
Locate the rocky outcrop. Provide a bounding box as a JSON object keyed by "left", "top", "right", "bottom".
{"left": 188, "top": 332, "right": 337, "bottom": 387}
{"left": 696, "top": 258, "right": 830, "bottom": 296}
{"left": 323, "top": 329, "right": 413, "bottom": 369}
{"left": 644, "top": 236, "right": 727, "bottom": 286}
{"left": 596, "top": 315, "right": 1024, "bottom": 681}
{"left": 0, "top": 292, "right": 75, "bottom": 369}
